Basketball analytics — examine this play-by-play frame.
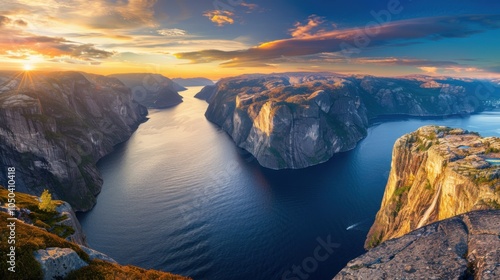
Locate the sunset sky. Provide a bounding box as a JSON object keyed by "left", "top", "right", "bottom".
{"left": 1, "top": 0, "right": 500, "bottom": 79}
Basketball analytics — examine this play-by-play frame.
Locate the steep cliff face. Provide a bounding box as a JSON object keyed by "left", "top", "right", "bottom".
{"left": 206, "top": 75, "right": 369, "bottom": 169}
{"left": 205, "top": 73, "right": 498, "bottom": 169}
{"left": 0, "top": 71, "right": 147, "bottom": 211}
{"left": 335, "top": 210, "right": 500, "bottom": 280}
{"left": 194, "top": 84, "right": 217, "bottom": 102}
{"left": 109, "top": 73, "right": 184, "bottom": 108}
{"left": 366, "top": 126, "right": 500, "bottom": 249}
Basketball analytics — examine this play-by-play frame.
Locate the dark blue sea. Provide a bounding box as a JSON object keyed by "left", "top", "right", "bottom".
{"left": 78, "top": 87, "right": 500, "bottom": 280}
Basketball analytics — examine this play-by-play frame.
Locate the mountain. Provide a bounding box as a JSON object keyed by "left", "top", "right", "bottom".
{"left": 194, "top": 85, "right": 217, "bottom": 102}
{"left": 0, "top": 71, "right": 147, "bottom": 211}
{"left": 205, "top": 73, "right": 500, "bottom": 169}
{"left": 172, "top": 77, "right": 214, "bottom": 87}
{"left": 365, "top": 126, "right": 500, "bottom": 249}
{"left": 109, "top": 73, "right": 185, "bottom": 108}
{"left": 335, "top": 210, "right": 500, "bottom": 279}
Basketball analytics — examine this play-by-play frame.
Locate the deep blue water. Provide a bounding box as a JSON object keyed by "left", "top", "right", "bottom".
{"left": 78, "top": 87, "right": 500, "bottom": 280}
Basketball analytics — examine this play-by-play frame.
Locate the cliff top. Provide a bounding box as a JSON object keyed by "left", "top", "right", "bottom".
{"left": 402, "top": 125, "right": 500, "bottom": 188}
{"left": 336, "top": 210, "right": 500, "bottom": 279}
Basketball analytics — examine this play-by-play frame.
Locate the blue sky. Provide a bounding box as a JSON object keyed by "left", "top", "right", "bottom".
{"left": 1, "top": 0, "right": 499, "bottom": 78}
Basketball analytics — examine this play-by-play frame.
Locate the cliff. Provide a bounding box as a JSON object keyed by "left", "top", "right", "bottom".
{"left": 109, "top": 73, "right": 185, "bottom": 108}
{"left": 0, "top": 71, "right": 147, "bottom": 211}
{"left": 0, "top": 189, "right": 190, "bottom": 280}
{"left": 194, "top": 84, "right": 217, "bottom": 102}
{"left": 335, "top": 210, "right": 500, "bottom": 280}
{"left": 205, "top": 74, "right": 369, "bottom": 169}
{"left": 205, "top": 73, "right": 499, "bottom": 169}
{"left": 366, "top": 126, "right": 500, "bottom": 249}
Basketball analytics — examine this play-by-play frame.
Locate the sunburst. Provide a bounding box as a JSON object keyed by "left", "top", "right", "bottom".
{"left": 23, "top": 63, "right": 34, "bottom": 71}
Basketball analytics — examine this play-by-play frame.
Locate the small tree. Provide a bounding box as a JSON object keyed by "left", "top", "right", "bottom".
{"left": 39, "top": 189, "right": 56, "bottom": 212}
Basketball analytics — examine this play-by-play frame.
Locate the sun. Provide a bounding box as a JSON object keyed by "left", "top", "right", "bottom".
{"left": 23, "top": 64, "right": 34, "bottom": 71}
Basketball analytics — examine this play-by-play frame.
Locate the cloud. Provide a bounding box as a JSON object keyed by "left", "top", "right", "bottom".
{"left": 0, "top": 16, "right": 12, "bottom": 26}
{"left": 203, "top": 10, "right": 235, "bottom": 26}
{"left": 175, "top": 14, "right": 500, "bottom": 67}
{"left": 0, "top": 28, "right": 114, "bottom": 62}
{"left": 418, "top": 67, "right": 438, "bottom": 74}
{"left": 240, "top": 2, "right": 258, "bottom": 12}
{"left": 14, "top": 19, "right": 27, "bottom": 26}
{"left": 157, "top": 28, "right": 187, "bottom": 36}
{"left": 290, "top": 15, "right": 327, "bottom": 38}
{"left": 3, "top": 0, "right": 159, "bottom": 30}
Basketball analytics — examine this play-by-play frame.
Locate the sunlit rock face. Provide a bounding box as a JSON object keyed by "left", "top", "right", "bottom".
{"left": 366, "top": 126, "right": 500, "bottom": 249}
{"left": 0, "top": 71, "right": 147, "bottom": 211}
{"left": 205, "top": 73, "right": 499, "bottom": 169}
{"left": 205, "top": 74, "right": 368, "bottom": 169}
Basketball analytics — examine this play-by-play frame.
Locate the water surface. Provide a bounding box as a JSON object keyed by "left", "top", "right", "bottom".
{"left": 78, "top": 87, "right": 500, "bottom": 279}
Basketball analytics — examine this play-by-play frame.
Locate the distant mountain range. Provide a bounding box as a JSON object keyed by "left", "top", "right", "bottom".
{"left": 172, "top": 77, "right": 215, "bottom": 87}
{"left": 109, "top": 73, "right": 185, "bottom": 108}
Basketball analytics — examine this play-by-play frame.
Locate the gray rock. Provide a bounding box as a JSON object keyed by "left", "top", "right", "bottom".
{"left": 0, "top": 71, "right": 147, "bottom": 211}
{"left": 34, "top": 247, "right": 88, "bottom": 280}
{"left": 195, "top": 85, "right": 217, "bottom": 102}
{"left": 205, "top": 73, "right": 497, "bottom": 169}
{"left": 109, "top": 73, "right": 184, "bottom": 108}
{"left": 56, "top": 202, "right": 87, "bottom": 245}
{"left": 334, "top": 210, "right": 500, "bottom": 280}
{"left": 79, "top": 245, "right": 117, "bottom": 263}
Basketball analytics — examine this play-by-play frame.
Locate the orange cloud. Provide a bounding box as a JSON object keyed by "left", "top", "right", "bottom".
{"left": 418, "top": 67, "right": 438, "bottom": 74}
{"left": 203, "top": 10, "right": 235, "bottom": 26}
{"left": 290, "top": 15, "right": 326, "bottom": 38}
{"left": 176, "top": 14, "right": 500, "bottom": 68}
{"left": 0, "top": 25, "right": 114, "bottom": 63}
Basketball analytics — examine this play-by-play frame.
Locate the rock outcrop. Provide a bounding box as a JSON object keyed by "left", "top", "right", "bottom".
{"left": 0, "top": 71, "right": 147, "bottom": 211}
{"left": 205, "top": 73, "right": 500, "bottom": 169}
{"left": 335, "top": 210, "right": 500, "bottom": 280}
{"left": 110, "top": 73, "right": 184, "bottom": 108}
{"left": 173, "top": 77, "right": 214, "bottom": 87}
{"left": 0, "top": 209, "right": 190, "bottom": 279}
{"left": 55, "top": 202, "right": 87, "bottom": 245}
{"left": 34, "top": 247, "right": 88, "bottom": 280}
{"left": 366, "top": 126, "right": 500, "bottom": 249}
{"left": 195, "top": 84, "right": 217, "bottom": 102}
{"left": 205, "top": 74, "right": 369, "bottom": 169}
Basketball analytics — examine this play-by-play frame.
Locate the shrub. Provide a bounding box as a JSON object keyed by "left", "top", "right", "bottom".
{"left": 39, "top": 189, "right": 57, "bottom": 212}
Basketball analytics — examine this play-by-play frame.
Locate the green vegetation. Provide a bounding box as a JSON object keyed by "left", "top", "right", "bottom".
{"left": 480, "top": 199, "right": 500, "bottom": 210}
{"left": 366, "top": 230, "right": 383, "bottom": 249}
{"left": 425, "top": 179, "right": 433, "bottom": 190}
{"left": 39, "top": 189, "right": 57, "bottom": 212}
{"left": 0, "top": 188, "right": 191, "bottom": 280}
{"left": 0, "top": 212, "right": 88, "bottom": 279}
{"left": 485, "top": 147, "right": 500, "bottom": 154}
{"left": 394, "top": 185, "right": 411, "bottom": 197}
{"left": 0, "top": 188, "right": 73, "bottom": 239}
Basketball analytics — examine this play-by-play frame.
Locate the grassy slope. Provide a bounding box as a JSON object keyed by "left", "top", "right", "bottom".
{"left": 0, "top": 188, "right": 191, "bottom": 280}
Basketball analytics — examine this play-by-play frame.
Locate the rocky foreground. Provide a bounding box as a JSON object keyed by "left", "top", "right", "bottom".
{"left": 366, "top": 126, "right": 500, "bottom": 249}
{"left": 0, "top": 189, "right": 189, "bottom": 280}
{"left": 203, "top": 73, "right": 500, "bottom": 169}
{"left": 335, "top": 210, "right": 500, "bottom": 280}
{"left": 0, "top": 71, "right": 147, "bottom": 211}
